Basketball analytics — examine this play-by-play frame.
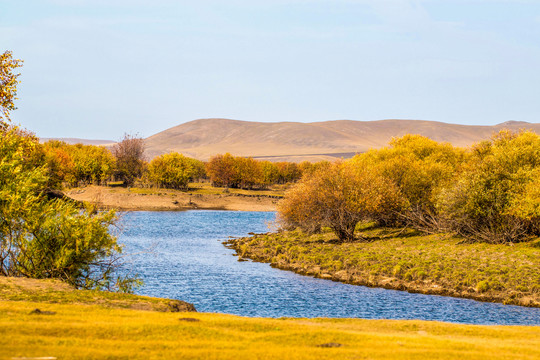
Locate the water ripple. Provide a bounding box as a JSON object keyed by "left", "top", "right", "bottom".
{"left": 118, "top": 210, "right": 540, "bottom": 325}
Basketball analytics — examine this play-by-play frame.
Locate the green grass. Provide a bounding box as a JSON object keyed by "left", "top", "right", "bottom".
{"left": 226, "top": 225, "right": 540, "bottom": 307}
{"left": 1, "top": 299, "right": 540, "bottom": 359}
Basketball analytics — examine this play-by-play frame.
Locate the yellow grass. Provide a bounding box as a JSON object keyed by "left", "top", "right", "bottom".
{"left": 1, "top": 277, "right": 539, "bottom": 359}
{"left": 1, "top": 299, "right": 539, "bottom": 360}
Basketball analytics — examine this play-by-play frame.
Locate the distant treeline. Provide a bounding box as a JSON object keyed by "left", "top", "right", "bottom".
{"left": 279, "top": 130, "right": 540, "bottom": 244}
{"left": 40, "top": 136, "right": 329, "bottom": 190}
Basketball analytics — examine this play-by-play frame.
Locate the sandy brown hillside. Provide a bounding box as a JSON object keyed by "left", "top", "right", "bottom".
{"left": 40, "top": 137, "right": 116, "bottom": 146}
{"left": 143, "top": 118, "right": 540, "bottom": 162}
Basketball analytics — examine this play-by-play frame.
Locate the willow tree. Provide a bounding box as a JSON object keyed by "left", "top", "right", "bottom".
{"left": 437, "top": 130, "right": 540, "bottom": 243}
{"left": 278, "top": 161, "right": 402, "bottom": 242}
{"left": 0, "top": 51, "right": 23, "bottom": 123}
{"left": 0, "top": 51, "right": 137, "bottom": 291}
{"left": 350, "top": 135, "right": 467, "bottom": 231}
{"left": 148, "top": 152, "right": 202, "bottom": 189}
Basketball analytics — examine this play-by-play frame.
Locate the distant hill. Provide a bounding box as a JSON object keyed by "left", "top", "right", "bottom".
{"left": 40, "top": 138, "right": 116, "bottom": 146}
{"left": 143, "top": 118, "right": 540, "bottom": 162}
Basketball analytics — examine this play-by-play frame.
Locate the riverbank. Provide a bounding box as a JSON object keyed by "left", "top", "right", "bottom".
{"left": 225, "top": 225, "right": 540, "bottom": 308}
{"left": 66, "top": 184, "right": 283, "bottom": 211}
{"left": 1, "top": 278, "right": 539, "bottom": 359}
{"left": 0, "top": 276, "right": 195, "bottom": 312}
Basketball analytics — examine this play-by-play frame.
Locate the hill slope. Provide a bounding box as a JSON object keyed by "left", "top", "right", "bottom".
{"left": 144, "top": 118, "right": 540, "bottom": 162}
{"left": 39, "top": 137, "right": 116, "bottom": 146}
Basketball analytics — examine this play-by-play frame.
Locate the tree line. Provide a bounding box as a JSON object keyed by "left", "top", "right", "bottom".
{"left": 42, "top": 138, "right": 326, "bottom": 190}
{"left": 279, "top": 132, "right": 540, "bottom": 244}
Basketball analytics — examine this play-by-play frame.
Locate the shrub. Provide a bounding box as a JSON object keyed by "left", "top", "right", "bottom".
{"left": 112, "top": 134, "right": 146, "bottom": 186}
{"left": 147, "top": 152, "right": 198, "bottom": 189}
{"left": 69, "top": 143, "right": 116, "bottom": 185}
{"left": 206, "top": 153, "right": 237, "bottom": 188}
{"left": 278, "top": 162, "right": 402, "bottom": 242}
{"left": 0, "top": 126, "right": 135, "bottom": 291}
{"left": 437, "top": 130, "right": 540, "bottom": 243}
{"left": 0, "top": 54, "right": 137, "bottom": 291}
{"left": 350, "top": 134, "right": 466, "bottom": 231}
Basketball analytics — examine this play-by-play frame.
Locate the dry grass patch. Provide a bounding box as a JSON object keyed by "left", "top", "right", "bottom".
{"left": 1, "top": 299, "right": 539, "bottom": 359}
{"left": 0, "top": 276, "right": 195, "bottom": 312}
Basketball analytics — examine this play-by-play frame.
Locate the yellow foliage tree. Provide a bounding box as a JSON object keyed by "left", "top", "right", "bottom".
{"left": 351, "top": 134, "right": 466, "bottom": 230}
{"left": 147, "top": 152, "right": 198, "bottom": 189}
{"left": 0, "top": 51, "right": 23, "bottom": 122}
{"left": 437, "top": 130, "right": 540, "bottom": 243}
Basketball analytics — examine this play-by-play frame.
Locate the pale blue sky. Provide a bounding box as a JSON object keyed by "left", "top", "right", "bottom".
{"left": 2, "top": 0, "right": 540, "bottom": 139}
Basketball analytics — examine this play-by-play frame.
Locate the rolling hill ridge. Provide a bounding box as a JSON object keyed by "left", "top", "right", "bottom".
{"left": 143, "top": 118, "right": 540, "bottom": 162}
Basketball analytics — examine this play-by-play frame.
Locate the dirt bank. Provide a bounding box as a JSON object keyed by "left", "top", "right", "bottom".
{"left": 66, "top": 185, "right": 279, "bottom": 212}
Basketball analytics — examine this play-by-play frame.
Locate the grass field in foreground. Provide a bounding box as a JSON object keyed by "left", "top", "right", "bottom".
{"left": 1, "top": 299, "right": 540, "bottom": 360}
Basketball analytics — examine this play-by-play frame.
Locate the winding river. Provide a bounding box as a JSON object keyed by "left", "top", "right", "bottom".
{"left": 118, "top": 210, "right": 540, "bottom": 325}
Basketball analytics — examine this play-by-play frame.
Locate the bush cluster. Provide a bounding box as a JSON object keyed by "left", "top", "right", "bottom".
{"left": 205, "top": 153, "right": 308, "bottom": 189}
{"left": 279, "top": 132, "right": 540, "bottom": 244}
{"left": 42, "top": 142, "right": 313, "bottom": 190}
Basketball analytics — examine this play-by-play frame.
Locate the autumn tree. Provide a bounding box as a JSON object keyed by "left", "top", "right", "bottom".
{"left": 437, "top": 130, "right": 540, "bottom": 243}
{"left": 42, "top": 140, "right": 76, "bottom": 188}
{"left": 278, "top": 161, "right": 402, "bottom": 242}
{"left": 233, "top": 157, "right": 264, "bottom": 189}
{"left": 148, "top": 152, "right": 199, "bottom": 189}
{"left": 0, "top": 52, "right": 137, "bottom": 291}
{"left": 350, "top": 135, "right": 466, "bottom": 230}
{"left": 0, "top": 51, "right": 22, "bottom": 123}
{"left": 70, "top": 143, "right": 116, "bottom": 185}
{"left": 260, "top": 161, "right": 279, "bottom": 187}
{"left": 206, "top": 153, "right": 237, "bottom": 188}
{"left": 275, "top": 162, "right": 302, "bottom": 184}
{"left": 112, "top": 133, "right": 146, "bottom": 186}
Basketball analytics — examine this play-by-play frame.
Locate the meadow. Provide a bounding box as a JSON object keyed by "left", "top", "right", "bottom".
{"left": 1, "top": 277, "right": 539, "bottom": 360}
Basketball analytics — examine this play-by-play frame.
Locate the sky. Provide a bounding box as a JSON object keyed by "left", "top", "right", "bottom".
{"left": 1, "top": 0, "right": 540, "bottom": 140}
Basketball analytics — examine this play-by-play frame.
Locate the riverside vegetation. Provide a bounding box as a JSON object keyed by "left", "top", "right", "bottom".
{"left": 228, "top": 131, "right": 540, "bottom": 307}
{"left": 2, "top": 50, "right": 540, "bottom": 358}
{"left": 226, "top": 226, "right": 540, "bottom": 307}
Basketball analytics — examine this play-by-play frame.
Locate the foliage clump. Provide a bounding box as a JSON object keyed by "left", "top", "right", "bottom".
{"left": 112, "top": 133, "right": 146, "bottom": 186}
{"left": 0, "top": 51, "right": 137, "bottom": 291}
{"left": 205, "top": 153, "right": 304, "bottom": 189}
{"left": 147, "top": 152, "right": 204, "bottom": 189}
{"left": 0, "top": 125, "right": 136, "bottom": 291}
{"left": 278, "top": 162, "right": 403, "bottom": 242}
{"left": 0, "top": 51, "right": 22, "bottom": 122}
{"left": 437, "top": 130, "right": 540, "bottom": 243}
{"left": 278, "top": 132, "right": 540, "bottom": 244}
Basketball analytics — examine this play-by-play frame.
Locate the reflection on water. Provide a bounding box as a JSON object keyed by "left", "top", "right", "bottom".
{"left": 118, "top": 210, "right": 540, "bottom": 325}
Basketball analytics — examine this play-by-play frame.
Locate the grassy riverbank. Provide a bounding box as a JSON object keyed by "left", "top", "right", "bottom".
{"left": 1, "top": 277, "right": 539, "bottom": 359}
{"left": 66, "top": 183, "right": 285, "bottom": 211}
{"left": 226, "top": 225, "right": 540, "bottom": 307}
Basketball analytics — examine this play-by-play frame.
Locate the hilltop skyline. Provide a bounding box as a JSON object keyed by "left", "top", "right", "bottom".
{"left": 2, "top": 1, "right": 540, "bottom": 139}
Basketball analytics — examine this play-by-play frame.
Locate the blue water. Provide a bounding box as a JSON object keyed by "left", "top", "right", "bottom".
{"left": 118, "top": 210, "right": 540, "bottom": 325}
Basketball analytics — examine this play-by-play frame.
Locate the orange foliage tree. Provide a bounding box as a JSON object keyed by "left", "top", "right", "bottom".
{"left": 278, "top": 161, "right": 402, "bottom": 242}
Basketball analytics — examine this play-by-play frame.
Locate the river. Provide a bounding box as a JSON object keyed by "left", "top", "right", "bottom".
{"left": 118, "top": 210, "right": 540, "bottom": 325}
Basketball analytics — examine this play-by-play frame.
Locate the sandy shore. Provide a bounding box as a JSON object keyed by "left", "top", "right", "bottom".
{"left": 66, "top": 185, "right": 279, "bottom": 212}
